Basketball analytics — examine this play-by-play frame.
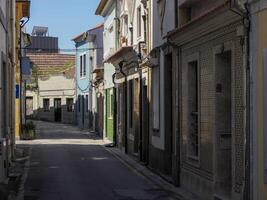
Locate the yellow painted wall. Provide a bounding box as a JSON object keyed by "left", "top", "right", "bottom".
{"left": 15, "top": 3, "right": 23, "bottom": 138}
{"left": 257, "top": 8, "right": 267, "bottom": 200}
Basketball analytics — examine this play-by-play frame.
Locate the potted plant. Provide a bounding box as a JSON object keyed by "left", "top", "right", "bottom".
{"left": 21, "top": 121, "right": 36, "bottom": 140}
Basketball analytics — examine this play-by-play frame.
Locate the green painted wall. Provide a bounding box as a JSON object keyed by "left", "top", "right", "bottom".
{"left": 106, "top": 89, "right": 114, "bottom": 141}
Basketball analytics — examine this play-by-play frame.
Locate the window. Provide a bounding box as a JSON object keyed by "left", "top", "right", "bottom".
{"left": 43, "top": 98, "right": 50, "bottom": 112}
{"left": 137, "top": 6, "right": 142, "bottom": 38}
{"left": 124, "top": 15, "right": 128, "bottom": 36}
{"left": 80, "top": 54, "right": 86, "bottom": 78}
{"left": 80, "top": 55, "right": 83, "bottom": 77}
{"left": 187, "top": 60, "right": 199, "bottom": 158}
{"left": 152, "top": 65, "right": 160, "bottom": 131}
{"left": 66, "top": 98, "right": 74, "bottom": 112}
{"left": 129, "top": 80, "right": 133, "bottom": 128}
{"left": 179, "top": 6, "right": 192, "bottom": 26}
{"left": 109, "top": 90, "right": 113, "bottom": 118}
{"left": 174, "top": 0, "right": 179, "bottom": 28}
{"left": 83, "top": 54, "right": 86, "bottom": 76}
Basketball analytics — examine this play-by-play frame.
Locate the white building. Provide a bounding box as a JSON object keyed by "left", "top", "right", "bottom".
{"left": 0, "top": 0, "right": 16, "bottom": 184}
{"left": 26, "top": 53, "right": 76, "bottom": 124}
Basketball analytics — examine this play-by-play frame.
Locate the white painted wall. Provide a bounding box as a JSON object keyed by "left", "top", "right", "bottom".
{"left": 37, "top": 75, "right": 75, "bottom": 109}
{"left": 0, "top": 0, "right": 7, "bottom": 139}
{"left": 150, "top": 0, "right": 175, "bottom": 150}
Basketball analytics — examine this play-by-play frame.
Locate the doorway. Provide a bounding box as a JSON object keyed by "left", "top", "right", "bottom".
{"left": 164, "top": 53, "right": 173, "bottom": 175}
{"left": 54, "top": 98, "right": 62, "bottom": 122}
{"left": 140, "top": 78, "right": 149, "bottom": 164}
{"left": 215, "top": 50, "right": 232, "bottom": 199}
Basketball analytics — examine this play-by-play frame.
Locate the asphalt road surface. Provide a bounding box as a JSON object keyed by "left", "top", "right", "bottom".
{"left": 17, "top": 121, "right": 177, "bottom": 200}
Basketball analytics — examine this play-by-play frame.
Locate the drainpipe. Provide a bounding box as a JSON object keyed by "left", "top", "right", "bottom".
{"left": 118, "top": 61, "right": 128, "bottom": 153}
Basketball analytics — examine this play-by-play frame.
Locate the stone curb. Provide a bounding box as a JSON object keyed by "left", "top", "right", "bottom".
{"left": 102, "top": 146, "right": 198, "bottom": 200}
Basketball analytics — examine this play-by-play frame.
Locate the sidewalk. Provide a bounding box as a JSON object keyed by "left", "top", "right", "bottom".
{"left": 103, "top": 146, "right": 198, "bottom": 200}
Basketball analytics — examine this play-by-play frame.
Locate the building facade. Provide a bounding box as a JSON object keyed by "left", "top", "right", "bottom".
{"left": 26, "top": 53, "right": 76, "bottom": 124}
{"left": 95, "top": 0, "right": 251, "bottom": 199}
{"left": 0, "top": 0, "right": 16, "bottom": 183}
{"left": 72, "top": 24, "right": 104, "bottom": 130}
{"left": 100, "top": 0, "right": 152, "bottom": 162}
{"left": 95, "top": 0, "right": 118, "bottom": 141}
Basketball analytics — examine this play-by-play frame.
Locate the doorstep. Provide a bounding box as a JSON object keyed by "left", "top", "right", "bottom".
{"left": 103, "top": 146, "right": 198, "bottom": 200}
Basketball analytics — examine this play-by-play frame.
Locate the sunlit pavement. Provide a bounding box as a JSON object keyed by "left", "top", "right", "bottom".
{"left": 17, "top": 121, "right": 180, "bottom": 200}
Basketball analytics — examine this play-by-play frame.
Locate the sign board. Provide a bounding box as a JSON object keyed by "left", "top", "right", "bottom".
{"left": 264, "top": 48, "right": 267, "bottom": 183}
{"left": 16, "top": 85, "right": 20, "bottom": 99}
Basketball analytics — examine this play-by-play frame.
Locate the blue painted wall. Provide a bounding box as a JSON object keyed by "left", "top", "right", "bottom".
{"left": 74, "top": 25, "right": 103, "bottom": 129}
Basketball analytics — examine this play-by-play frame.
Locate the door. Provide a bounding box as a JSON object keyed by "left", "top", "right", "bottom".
{"left": 97, "top": 93, "right": 104, "bottom": 136}
{"left": 54, "top": 98, "right": 62, "bottom": 122}
{"left": 215, "top": 51, "right": 232, "bottom": 199}
{"left": 82, "top": 95, "right": 85, "bottom": 126}
{"left": 165, "top": 53, "right": 173, "bottom": 175}
{"left": 141, "top": 79, "right": 149, "bottom": 164}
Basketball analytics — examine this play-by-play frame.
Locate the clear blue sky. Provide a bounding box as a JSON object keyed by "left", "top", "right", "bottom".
{"left": 26, "top": 0, "right": 103, "bottom": 52}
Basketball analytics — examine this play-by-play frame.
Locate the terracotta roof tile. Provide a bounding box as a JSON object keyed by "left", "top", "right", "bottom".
{"left": 27, "top": 53, "right": 75, "bottom": 78}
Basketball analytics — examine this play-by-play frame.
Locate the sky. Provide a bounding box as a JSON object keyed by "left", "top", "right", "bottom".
{"left": 26, "top": 0, "right": 103, "bottom": 52}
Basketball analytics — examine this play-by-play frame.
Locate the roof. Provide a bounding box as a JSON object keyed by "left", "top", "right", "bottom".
{"left": 71, "top": 23, "right": 104, "bottom": 41}
{"left": 95, "top": 0, "right": 108, "bottom": 15}
{"left": 26, "top": 53, "right": 75, "bottom": 78}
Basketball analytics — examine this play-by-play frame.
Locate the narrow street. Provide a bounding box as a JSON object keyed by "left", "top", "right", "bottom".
{"left": 17, "top": 121, "right": 177, "bottom": 200}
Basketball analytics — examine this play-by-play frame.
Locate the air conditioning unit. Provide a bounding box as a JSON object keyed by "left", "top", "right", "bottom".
{"left": 0, "top": 138, "right": 8, "bottom": 183}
